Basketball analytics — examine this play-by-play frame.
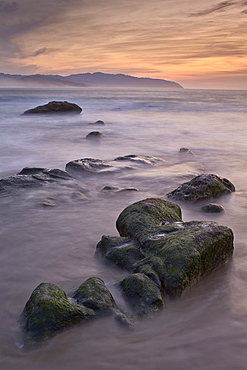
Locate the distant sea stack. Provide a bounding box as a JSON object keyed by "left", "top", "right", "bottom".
{"left": 0, "top": 72, "right": 183, "bottom": 89}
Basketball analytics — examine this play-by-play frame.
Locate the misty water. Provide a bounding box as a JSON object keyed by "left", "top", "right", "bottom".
{"left": 0, "top": 87, "right": 247, "bottom": 370}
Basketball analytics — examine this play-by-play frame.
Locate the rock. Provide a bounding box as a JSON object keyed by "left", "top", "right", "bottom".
{"left": 98, "top": 198, "right": 233, "bottom": 310}
{"left": 167, "top": 174, "right": 235, "bottom": 201}
{"left": 116, "top": 198, "right": 182, "bottom": 242}
{"left": 100, "top": 185, "right": 121, "bottom": 193}
{"left": 0, "top": 167, "right": 89, "bottom": 201}
{"left": 117, "top": 187, "right": 139, "bottom": 193}
{"left": 21, "top": 278, "right": 120, "bottom": 344}
{"left": 22, "top": 101, "right": 82, "bottom": 114}
{"left": 20, "top": 282, "right": 95, "bottom": 344}
{"left": 100, "top": 185, "right": 139, "bottom": 194}
{"left": 66, "top": 158, "right": 116, "bottom": 176}
{"left": 73, "top": 277, "right": 116, "bottom": 314}
{"left": 201, "top": 203, "right": 225, "bottom": 213}
{"left": 66, "top": 155, "right": 165, "bottom": 177}
{"left": 119, "top": 273, "right": 164, "bottom": 316}
{"left": 114, "top": 154, "right": 164, "bottom": 166}
{"left": 96, "top": 235, "right": 143, "bottom": 272}
{"left": 88, "top": 120, "right": 105, "bottom": 125}
{"left": 86, "top": 131, "right": 102, "bottom": 140}
{"left": 179, "top": 147, "right": 195, "bottom": 156}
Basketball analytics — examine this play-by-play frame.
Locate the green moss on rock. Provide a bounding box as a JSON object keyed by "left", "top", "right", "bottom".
{"left": 167, "top": 174, "right": 235, "bottom": 201}
{"left": 116, "top": 198, "right": 182, "bottom": 241}
{"left": 120, "top": 273, "right": 164, "bottom": 316}
{"left": 21, "top": 282, "right": 95, "bottom": 343}
{"left": 73, "top": 277, "right": 116, "bottom": 313}
{"left": 95, "top": 235, "right": 143, "bottom": 271}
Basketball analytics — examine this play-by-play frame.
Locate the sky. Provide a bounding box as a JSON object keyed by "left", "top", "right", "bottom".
{"left": 0, "top": 0, "right": 247, "bottom": 89}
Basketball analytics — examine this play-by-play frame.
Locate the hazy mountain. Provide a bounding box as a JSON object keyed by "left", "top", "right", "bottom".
{"left": 0, "top": 73, "right": 86, "bottom": 88}
{"left": 0, "top": 72, "right": 183, "bottom": 89}
{"left": 56, "top": 72, "right": 183, "bottom": 89}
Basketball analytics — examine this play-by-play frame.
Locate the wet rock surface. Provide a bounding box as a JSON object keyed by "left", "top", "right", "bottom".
{"left": 167, "top": 173, "right": 235, "bottom": 201}
{"left": 23, "top": 101, "right": 82, "bottom": 115}
{"left": 201, "top": 203, "right": 225, "bottom": 213}
{"left": 15, "top": 160, "right": 235, "bottom": 344}
{"left": 66, "top": 154, "right": 165, "bottom": 177}
{"left": 0, "top": 167, "right": 89, "bottom": 203}
{"left": 99, "top": 198, "right": 234, "bottom": 302}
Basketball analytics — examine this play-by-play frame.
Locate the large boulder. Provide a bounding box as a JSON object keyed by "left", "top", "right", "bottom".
{"left": 167, "top": 174, "right": 235, "bottom": 201}
{"left": 97, "top": 198, "right": 234, "bottom": 314}
{"left": 23, "top": 101, "right": 82, "bottom": 114}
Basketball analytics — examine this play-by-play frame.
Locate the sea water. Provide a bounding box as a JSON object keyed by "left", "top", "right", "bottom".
{"left": 0, "top": 87, "right": 247, "bottom": 370}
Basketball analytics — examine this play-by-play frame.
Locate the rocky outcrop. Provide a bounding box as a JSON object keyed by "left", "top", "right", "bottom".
{"left": 22, "top": 101, "right": 82, "bottom": 115}
{"left": 167, "top": 174, "right": 235, "bottom": 201}
{"left": 97, "top": 198, "right": 234, "bottom": 306}
{"left": 21, "top": 197, "right": 234, "bottom": 344}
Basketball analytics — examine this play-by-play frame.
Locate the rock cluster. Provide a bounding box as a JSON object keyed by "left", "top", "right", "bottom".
{"left": 1, "top": 153, "right": 234, "bottom": 344}
{"left": 21, "top": 197, "right": 234, "bottom": 344}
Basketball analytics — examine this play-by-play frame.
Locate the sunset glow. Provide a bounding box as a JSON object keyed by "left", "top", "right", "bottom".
{"left": 1, "top": 0, "right": 247, "bottom": 89}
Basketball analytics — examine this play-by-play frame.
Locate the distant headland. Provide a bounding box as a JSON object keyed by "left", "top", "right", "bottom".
{"left": 0, "top": 72, "right": 183, "bottom": 89}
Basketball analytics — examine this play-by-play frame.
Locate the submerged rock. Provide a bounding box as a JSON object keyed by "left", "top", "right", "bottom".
{"left": 88, "top": 120, "right": 105, "bottom": 125}
{"left": 97, "top": 198, "right": 234, "bottom": 313}
{"left": 201, "top": 203, "right": 225, "bottom": 213}
{"left": 66, "top": 154, "right": 164, "bottom": 177}
{"left": 86, "top": 131, "right": 102, "bottom": 140}
{"left": 100, "top": 185, "right": 139, "bottom": 194}
{"left": 22, "top": 101, "right": 82, "bottom": 115}
{"left": 179, "top": 147, "right": 195, "bottom": 156}
{"left": 167, "top": 174, "right": 235, "bottom": 201}
{"left": 0, "top": 167, "right": 89, "bottom": 202}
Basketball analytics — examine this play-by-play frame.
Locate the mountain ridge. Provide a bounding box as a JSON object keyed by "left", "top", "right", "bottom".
{"left": 0, "top": 72, "right": 183, "bottom": 89}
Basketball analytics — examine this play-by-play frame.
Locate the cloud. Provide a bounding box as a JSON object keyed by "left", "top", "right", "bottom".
{"left": 0, "top": 1, "right": 18, "bottom": 12}
{"left": 189, "top": 1, "right": 236, "bottom": 17}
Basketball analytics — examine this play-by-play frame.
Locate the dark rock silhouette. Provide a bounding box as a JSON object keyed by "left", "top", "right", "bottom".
{"left": 86, "top": 131, "right": 102, "bottom": 140}
{"left": 23, "top": 101, "right": 82, "bottom": 115}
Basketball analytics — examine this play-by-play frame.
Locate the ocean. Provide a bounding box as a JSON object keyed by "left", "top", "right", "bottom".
{"left": 0, "top": 87, "right": 247, "bottom": 370}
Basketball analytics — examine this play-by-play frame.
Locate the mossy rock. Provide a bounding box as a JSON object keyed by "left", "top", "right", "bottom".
{"left": 95, "top": 235, "right": 143, "bottom": 272}
{"left": 21, "top": 283, "right": 95, "bottom": 343}
{"left": 116, "top": 198, "right": 182, "bottom": 242}
{"left": 73, "top": 277, "right": 116, "bottom": 313}
{"left": 134, "top": 221, "right": 233, "bottom": 296}
{"left": 97, "top": 198, "right": 234, "bottom": 308}
{"left": 167, "top": 174, "right": 235, "bottom": 201}
{"left": 120, "top": 273, "right": 164, "bottom": 316}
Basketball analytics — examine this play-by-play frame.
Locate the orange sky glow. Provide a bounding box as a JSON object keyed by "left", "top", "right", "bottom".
{"left": 1, "top": 0, "right": 247, "bottom": 89}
